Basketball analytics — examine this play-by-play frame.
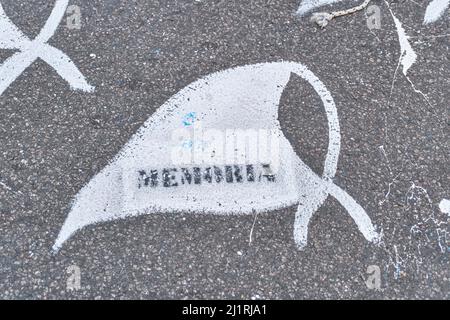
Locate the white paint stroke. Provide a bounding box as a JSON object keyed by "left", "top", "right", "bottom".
{"left": 386, "top": 3, "right": 433, "bottom": 106}
{"left": 249, "top": 211, "right": 259, "bottom": 245}
{"left": 0, "top": 0, "right": 94, "bottom": 96}
{"left": 388, "top": 9, "right": 417, "bottom": 76}
{"left": 296, "top": 0, "right": 348, "bottom": 16}
{"left": 439, "top": 199, "right": 450, "bottom": 215}
{"left": 53, "top": 61, "right": 379, "bottom": 252}
{"left": 0, "top": 181, "right": 13, "bottom": 192}
{"left": 424, "top": 0, "right": 450, "bottom": 24}
{"left": 310, "top": 0, "right": 371, "bottom": 28}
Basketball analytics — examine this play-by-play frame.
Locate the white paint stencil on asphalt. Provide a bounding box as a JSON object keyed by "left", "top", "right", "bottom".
{"left": 53, "top": 61, "right": 380, "bottom": 252}
{"left": 0, "top": 0, "right": 94, "bottom": 96}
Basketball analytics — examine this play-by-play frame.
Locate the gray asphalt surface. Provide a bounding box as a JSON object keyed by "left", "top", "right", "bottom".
{"left": 0, "top": 0, "right": 449, "bottom": 299}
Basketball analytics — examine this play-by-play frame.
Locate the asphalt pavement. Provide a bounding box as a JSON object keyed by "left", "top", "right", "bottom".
{"left": 0, "top": 0, "right": 448, "bottom": 299}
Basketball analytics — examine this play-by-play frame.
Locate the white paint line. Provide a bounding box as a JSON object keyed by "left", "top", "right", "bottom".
{"left": 296, "top": 0, "right": 346, "bottom": 16}
{"left": 424, "top": 0, "right": 450, "bottom": 24}
{"left": 53, "top": 61, "right": 379, "bottom": 252}
{"left": 326, "top": 180, "right": 380, "bottom": 243}
{"left": 0, "top": 1, "right": 94, "bottom": 96}
{"left": 393, "top": 244, "right": 404, "bottom": 279}
{"left": 386, "top": 3, "right": 433, "bottom": 108}
{"left": 405, "top": 183, "right": 432, "bottom": 208}
{"left": 379, "top": 171, "right": 401, "bottom": 206}
{"left": 0, "top": 181, "right": 13, "bottom": 192}
{"left": 388, "top": 8, "right": 417, "bottom": 77}
{"left": 310, "top": 0, "right": 371, "bottom": 28}
{"left": 0, "top": 181, "right": 25, "bottom": 197}
{"left": 439, "top": 199, "right": 450, "bottom": 215}
{"left": 248, "top": 211, "right": 259, "bottom": 245}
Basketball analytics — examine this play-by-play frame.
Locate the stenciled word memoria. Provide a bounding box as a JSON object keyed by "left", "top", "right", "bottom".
{"left": 137, "top": 163, "right": 276, "bottom": 189}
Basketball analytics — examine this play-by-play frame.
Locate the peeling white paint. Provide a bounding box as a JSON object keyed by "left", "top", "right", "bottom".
{"left": 53, "top": 61, "right": 380, "bottom": 252}
{"left": 0, "top": 0, "right": 94, "bottom": 96}
{"left": 424, "top": 0, "right": 450, "bottom": 24}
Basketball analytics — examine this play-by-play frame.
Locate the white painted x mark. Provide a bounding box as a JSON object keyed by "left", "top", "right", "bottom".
{"left": 0, "top": 0, "right": 94, "bottom": 96}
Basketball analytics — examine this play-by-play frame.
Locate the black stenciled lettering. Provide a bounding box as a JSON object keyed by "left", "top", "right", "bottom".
{"left": 138, "top": 170, "right": 148, "bottom": 188}
{"left": 260, "top": 164, "right": 276, "bottom": 182}
{"left": 150, "top": 170, "right": 158, "bottom": 187}
{"left": 163, "top": 168, "right": 178, "bottom": 187}
{"left": 138, "top": 164, "right": 276, "bottom": 189}
{"left": 225, "top": 166, "right": 233, "bottom": 183}
{"left": 233, "top": 165, "right": 243, "bottom": 183}
{"left": 246, "top": 165, "right": 255, "bottom": 182}
{"left": 203, "top": 167, "right": 212, "bottom": 183}
{"left": 138, "top": 170, "right": 158, "bottom": 188}
{"left": 214, "top": 166, "right": 223, "bottom": 183}
{"left": 181, "top": 168, "right": 192, "bottom": 185}
{"left": 193, "top": 167, "right": 201, "bottom": 184}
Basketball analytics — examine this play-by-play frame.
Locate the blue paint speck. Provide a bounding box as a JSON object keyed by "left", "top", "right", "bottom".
{"left": 182, "top": 112, "right": 197, "bottom": 126}
{"left": 182, "top": 140, "right": 193, "bottom": 149}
